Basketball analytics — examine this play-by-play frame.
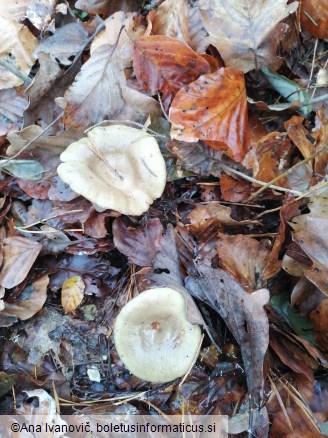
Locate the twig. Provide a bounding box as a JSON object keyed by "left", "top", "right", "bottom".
{"left": 245, "top": 144, "right": 328, "bottom": 203}
{"left": 220, "top": 163, "right": 302, "bottom": 196}
{"left": 1, "top": 111, "right": 64, "bottom": 167}
{"left": 308, "top": 38, "right": 318, "bottom": 95}
{"left": 0, "top": 58, "right": 32, "bottom": 86}
{"left": 15, "top": 209, "right": 84, "bottom": 229}
{"left": 87, "top": 119, "right": 169, "bottom": 139}
{"left": 157, "top": 92, "right": 169, "bottom": 121}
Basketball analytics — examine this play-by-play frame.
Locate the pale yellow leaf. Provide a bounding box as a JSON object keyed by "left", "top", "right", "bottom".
{"left": 61, "top": 276, "right": 85, "bottom": 313}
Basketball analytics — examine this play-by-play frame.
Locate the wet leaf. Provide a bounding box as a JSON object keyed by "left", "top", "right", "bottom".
{"left": 133, "top": 35, "right": 210, "bottom": 108}
{"left": 61, "top": 276, "right": 85, "bottom": 314}
{"left": 300, "top": 0, "right": 328, "bottom": 39}
{"left": 0, "top": 236, "right": 42, "bottom": 289}
{"left": 169, "top": 68, "right": 250, "bottom": 162}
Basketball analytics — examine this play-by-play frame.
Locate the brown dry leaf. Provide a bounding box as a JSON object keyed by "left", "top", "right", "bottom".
{"left": 0, "top": 275, "right": 48, "bottom": 327}
{"left": 290, "top": 196, "right": 328, "bottom": 295}
{"left": 61, "top": 276, "right": 85, "bottom": 314}
{"left": 63, "top": 44, "right": 126, "bottom": 128}
{"left": 310, "top": 298, "right": 328, "bottom": 350}
{"left": 0, "top": 17, "right": 38, "bottom": 90}
{"left": 185, "top": 264, "right": 270, "bottom": 406}
{"left": 91, "top": 11, "right": 146, "bottom": 68}
{"left": 152, "top": 0, "right": 189, "bottom": 44}
{"left": 169, "top": 67, "right": 250, "bottom": 163}
{"left": 285, "top": 116, "right": 315, "bottom": 160}
{"left": 220, "top": 173, "right": 251, "bottom": 202}
{"left": 133, "top": 35, "right": 210, "bottom": 108}
{"left": 0, "top": 88, "right": 28, "bottom": 137}
{"left": 217, "top": 234, "right": 271, "bottom": 292}
{"left": 0, "top": 237, "right": 42, "bottom": 289}
{"left": 300, "top": 0, "right": 328, "bottom": 39}
{"left": 253, "top": 132, "right": 292, "bottom": 187}
{"left": 198, "top": 0, "right": 298, "bottom": 72}
{"left": 113, "top": 217, "right": 163, "bottom": 266}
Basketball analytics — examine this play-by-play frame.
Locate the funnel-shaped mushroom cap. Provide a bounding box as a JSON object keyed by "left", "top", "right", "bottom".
{"left": 57, "top": 125, "right": 166, "bottom": 216}
{"left": 114, "top": 287, "right": 202, "bottom": 383}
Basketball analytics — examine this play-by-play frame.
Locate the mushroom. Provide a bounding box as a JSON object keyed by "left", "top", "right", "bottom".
{"left": 114, "top": 287, "right": 202, "bottom": 383}
{"left": 57, "top": 125, "right": 166, "bottom": 216}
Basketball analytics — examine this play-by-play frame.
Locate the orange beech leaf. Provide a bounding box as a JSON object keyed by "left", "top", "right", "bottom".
{"left": 169, "top": 67, "right": 250, "bottom": 162}
{"left": 220, "top": 173, "right": 251, "bottom": 202}
{"left": 133, "top": 35, "right": 210, "bottom": 108}
{"left": 301, "top": 0, "right": 328, "bottom": 39}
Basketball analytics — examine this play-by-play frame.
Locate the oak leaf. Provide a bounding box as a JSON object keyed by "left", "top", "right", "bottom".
{"left": 198, "top": 0, "right": 298, "bottom": 72}
{"left": 133, "top": 35, "right": 210, "bottom": 108}
{"left": 169, "top": 68, "right": 250, "bottom": 162}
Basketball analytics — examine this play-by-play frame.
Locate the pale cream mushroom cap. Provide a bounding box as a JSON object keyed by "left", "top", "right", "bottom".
{"left": 114, "top": 287, "right": 202, "bottom": 383}
{"left": 57, "top": 125, "right": 166, "bottom": 216}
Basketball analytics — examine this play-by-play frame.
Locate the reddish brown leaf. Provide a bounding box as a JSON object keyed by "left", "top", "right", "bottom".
{"left": 112, "top": 217, "right": 163, "bottom": 266}
{"left": 133, "top": 35, "right": 210, "bottom": 108}
{"left": 301, "top": 0, "right": 328, "bottom": 39}
{"left": 169, "top": 67, "right": 250, "bottom": 162}
{"left": 0, "top": 237, "right": 42, "bottom": 289}
{"left": 220, "top": 173, "right": 251, "bottom": 202}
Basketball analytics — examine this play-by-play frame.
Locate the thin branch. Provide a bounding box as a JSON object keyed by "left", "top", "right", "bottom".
{"left": 1, "top": 111, "right": 64, "bottom": 167}
{"left": 0, "top": 58, "right": 32, "bottom": 86}
{"left": 245, "top": 144, "right": 328, "bottom": 203}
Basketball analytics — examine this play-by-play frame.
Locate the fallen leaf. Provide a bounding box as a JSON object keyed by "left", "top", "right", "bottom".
{"left": 0, "top": 275, "right": 48, "bottom": 327}
{"left": 133, "top": 35, "right": 210, "bottom": 108}
{"left": 61, "top": 276, "right": 85, "bottom": 313}
{"left": 169, "top": 68, "right": 250, "bottom": 162}
{"left": 112, "top": 217, "right": 163, "bottom": 266}
{"left": 310, "top": 298, "right": 328, "bottom": 350}
{"left": 63, "top": 44, "right": 126, "bottom": 128}
{"left": 300, "top": 0, "right": 328, "bottom": 39}
{"left": 0, "top": 236, "right": 42, "bottom": 289}
{"left": 0, "top": 88, "right": 27, "bottom": 137}
{"left": 198, "top": 0, "right": 298, "bottom": 72}
{"left": 0, "top": 17, "right": 38, "bottom": 89}
{"left": 152, "top": 0, "right": 189, "bottom": 44}
{"left": 216, "top": 234, "right": 272, "bottom": 292}
{"left": 290, "top": 196, "right": 328, "bottom": 295}
{"left": 74, "top": 0, "right": 110, "bottom": 15}
{"left": 36, "top": 22, "right": 89, "bottom": 66}
{"left": 220, "top": 173, "right": 251, "bottom": 202}
{"left": 187, "top": 1, "right": 209, "bottom": 53}
{"left": 91, "top": 11, "right": 146, "bottom": 68}
{"left": 185, "top": 265, "right": 270, "bottom": 406}
{"left": 285, "top": 115, "right": 315, "bottom": 160}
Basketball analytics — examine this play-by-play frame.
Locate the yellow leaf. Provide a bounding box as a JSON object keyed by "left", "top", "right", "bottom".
{"left": 61, "top": 276, "right": 85, "bottom": 314}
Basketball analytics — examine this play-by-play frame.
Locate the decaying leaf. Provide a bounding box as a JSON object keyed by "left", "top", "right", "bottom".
{"left": 198, "top": 0, "right": 298, "bottom": 72}
{"left": 112, "top": 217, "right": 163, "bottom": 266}
{"left": 91, "top": 11, "right": 146, "bottom": 68}
{"left": 290, "top": 196, "right": 328, "bottom": 296}
{"left": 74, "top": 0, "right": 110, "bottom": 15}
{"left": 3, "top": 0, "right": 56, "bottom": 29}
{"left": 0, "top": 236, "right": 42, "bottom": 289}
{"left": 169, "top": 68, "right": 250, "bottom": 162}
{"left": 0, "top": 17, "right": 38, "bottom": 89}
{"left": 186, "top": 264, "right": 270, "bottom": 406}
{"left": 0, "top": 88, "right": 28, "bottom": 136}
{"left": 63, "top": 44, "right": 126, "bottom": 128}
{"left": 61, "top": 276, "right": 85, "bottom": 313}
{"left": 152, "top": 0, "right": 190, "bottom": 44}
{"left": 0, "top": 275, "right": 48, "bottom": 327}
{"left": 133, "top": 35, "right": 210, "bottom": 108}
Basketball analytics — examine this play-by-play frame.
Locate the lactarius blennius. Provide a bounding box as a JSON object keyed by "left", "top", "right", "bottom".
{"left": 114, "top": 287, "right": 202, "bottom": 383}
{"left": 57, "top": 125, "right": 166, "bottom": 216}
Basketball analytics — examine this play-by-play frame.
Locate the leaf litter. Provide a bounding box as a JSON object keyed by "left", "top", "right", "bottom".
{"left": 1, "top": 0, "right": 328, "bottom": 437}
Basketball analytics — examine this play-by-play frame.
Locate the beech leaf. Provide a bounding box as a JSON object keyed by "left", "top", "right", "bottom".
{"left": 185, "top": 264, "right": 270, "bottom": 406}
{"left": 0, "top": 237, "right": 42, "bottom": 289}
{"left": 198, "top": 0, "right": 298, "bottom": 72}
{"left": 63, "top": 44, "right": 126, "bottom": 128}
{"left": 133, "top": 35, "right": 210, "bottom": 108}
{"left": 169, "top": 67, "right": 250, "bottom": 162}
